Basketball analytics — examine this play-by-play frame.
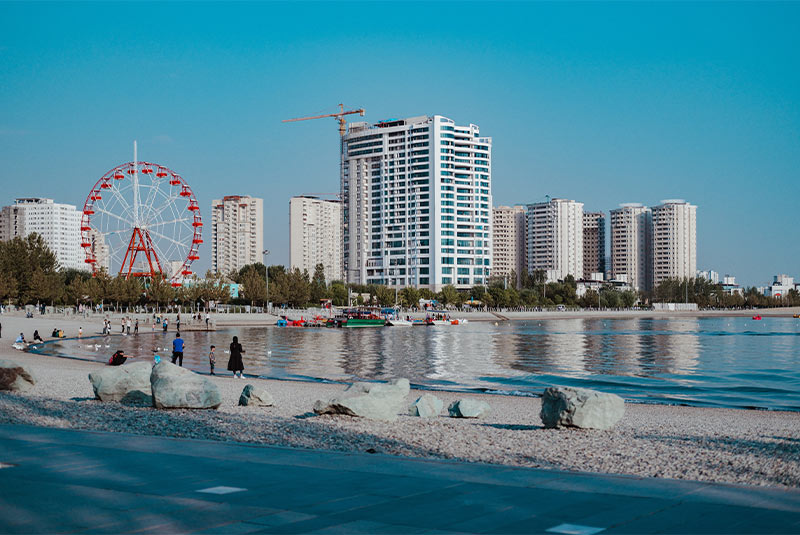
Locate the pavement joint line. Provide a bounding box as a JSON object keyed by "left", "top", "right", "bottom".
{"left": 546, "top": 523, "right": 606, "bottom": 535}
{"left": 197, "top": 486, "right": 248, "bottom": 495}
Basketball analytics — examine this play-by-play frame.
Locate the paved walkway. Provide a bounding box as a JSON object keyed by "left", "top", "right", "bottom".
{"left": 1, "top": 424, "right": 799, "bottom": 534}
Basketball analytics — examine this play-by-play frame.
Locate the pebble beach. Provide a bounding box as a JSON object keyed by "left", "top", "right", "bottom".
{"left": 1, "top": 314, "right": 799, "bottom": 490}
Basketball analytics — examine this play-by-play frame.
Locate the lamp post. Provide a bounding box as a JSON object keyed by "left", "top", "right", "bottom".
{"left": 262, "top": 249, "right": 270, "bottom": 314}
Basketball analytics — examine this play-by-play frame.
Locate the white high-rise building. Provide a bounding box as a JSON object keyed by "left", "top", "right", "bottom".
{"left": 289, "top": 196, "right": 343, "bottom": 282}
{"left": 525, "top": 198, "right": 583, "bottom": 282}
{"left": 0, "top": 198, "right": 85, "bottom": 271}
{"left": 342, "top": 115, "right": 492, "bottom": 291}
{"left": 210, "top": 195, "right": 264, "bottom": 275}
{"left": 610, "top": 203, "right": 652, "bottom": 291}
{"left": 492, "top": 206, "right": 526, "bottom": 287}
{"left": 651, "top": 200, "right": 697, "bottom": 286}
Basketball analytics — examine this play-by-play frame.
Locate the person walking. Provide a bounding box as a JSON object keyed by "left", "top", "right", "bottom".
{"left": 227, "top": 336, "right": 245, "bottom": 378}
{"left": 205, "top": 312, "right": 210, "bottom": 330}
{"left": 208, "top": 345, "right": 216, "bottom": 375}
{"left": 134, "top": 319, "right": 139, "bottom": 334}
{"left": 78, "top": 326, "right": 83, "bottom": 338}
{"left": 163, "top": 317, "right": 169, "bottom": 332}
{"left": 176, "top": 313, "right": 181, "bottom": 332}
{"left": 171, "top": 332, "right": 184, "bottom": 367}
{"left": 126, "top": 317, "right": 131, "bottom": 335}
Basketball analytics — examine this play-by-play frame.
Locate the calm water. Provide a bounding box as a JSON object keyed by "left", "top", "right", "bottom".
{"left": 33, "top": 317, "right": 800, "bottom": 411}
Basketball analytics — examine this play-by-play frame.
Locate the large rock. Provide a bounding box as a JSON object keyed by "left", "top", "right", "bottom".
{"left": 239, "top": 384, "right": 274, "bottom": 407}
{"left": 150, "top": 361, "right": 221, "bottom": 409}
{"left": 89, "top": 361, "right": 152, "bottom": 402}
{"left": 448, "top": 398, "right": 490, "bottom": 418}
{"left": 540, "top": 387, "right": 625, "bottom": 430}
{"left": 313, "top": 378, "right": 410, "bottom": 421}
{"left": 0, "top": 359, "right": 36, "bottom": 392}
{"left": 408, "top": 393, "right": 443, "bottom": 418}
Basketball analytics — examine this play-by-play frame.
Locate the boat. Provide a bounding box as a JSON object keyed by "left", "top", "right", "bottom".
{"left": 412, "top": 318, "right": 435, "bottom": 326}
{"left": 386, "top": 318, "right": 413, "bottom": 327}
{"left": 752, "top": 315, "right": 762, "bottom": 320}
{"left": 336, "top": 308, "right": 387, "bottom": 328}
{"left": 793, "top": 314, "right": 800, "bottom": 319}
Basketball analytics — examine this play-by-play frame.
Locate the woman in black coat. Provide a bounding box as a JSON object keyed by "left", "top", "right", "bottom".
{"left": 227, "top": 335, "right": 245, "bottom": 378}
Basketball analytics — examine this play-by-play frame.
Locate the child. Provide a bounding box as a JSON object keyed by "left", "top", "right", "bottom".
{"left": 78, "top": 326, "right": 83, "bottom": 338}
{"left": 208, "top": 345, "right": 216, "bottom": 375}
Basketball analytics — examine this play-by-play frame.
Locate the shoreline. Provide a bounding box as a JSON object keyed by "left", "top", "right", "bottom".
{"left": 1, "top": 313, "right": 798, "bottom": 490}
{"left": 2, "top": 305, "right": 799, "bottom": 329}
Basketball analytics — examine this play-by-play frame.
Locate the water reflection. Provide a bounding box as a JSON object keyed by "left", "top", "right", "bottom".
{"left": 31, "top": 317, "right": 800, "bottom": 410}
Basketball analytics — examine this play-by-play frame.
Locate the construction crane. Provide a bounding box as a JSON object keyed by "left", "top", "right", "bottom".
{"left": 282, "top": 104, "right": 365, "bottom": 137}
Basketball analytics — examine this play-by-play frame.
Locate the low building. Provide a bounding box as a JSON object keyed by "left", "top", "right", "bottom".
{"left": 764, "top": 274, "right": 795, "bottom": 298}
{"left": 721, "top": 275, "right": 743, "bottom": 296}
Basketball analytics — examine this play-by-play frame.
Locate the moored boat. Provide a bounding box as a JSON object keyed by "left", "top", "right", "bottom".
{"left": 752, "top": 315, "right": 762, "bottom": 320}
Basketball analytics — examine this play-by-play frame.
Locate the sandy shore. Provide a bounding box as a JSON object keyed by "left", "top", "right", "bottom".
{"left": 1, "top": 313, "right": 799, "bottom": 490}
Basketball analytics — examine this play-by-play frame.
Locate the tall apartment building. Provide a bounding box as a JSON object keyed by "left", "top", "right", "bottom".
{"left": 582, "top": 211, "right": 606, "bottom": 279}
{"left": 210, "top": 195, "right": 264, "bottom": 275}
{"left": 289, "top": 196, "right": 343, "bottom": 282}
{"left": 342, "top": 115, "right": 492, "bottom": 291}
{"left": 0, "top": 198, "right": 85, "bottom": 271}
{"left": 609, "top": 204, "right": 652, "bottom": 291}
{"left": 651, "top": 200, "right": 697, "bottom": 286}
{"left": 492, "top": 206, "right": 526, "bottom": 286}
{"left": 525, "top": 198, "right": 583, "bottom": 282}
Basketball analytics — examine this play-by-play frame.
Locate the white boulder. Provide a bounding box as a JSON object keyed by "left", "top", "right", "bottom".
{"left": 89, "top": 361, "right": 152, "bottom": 402}
{"left": 150, "top": 361, "right": 221, "bottom": 409}
{"left": 313, "top": 378, "right": 410, "bottom": 421}
{"left": 448, "top": 398, "right": 490, "bottom": 418}
{"left": 408, "top": 393, "right": 444, "bottom": 418}
{"left": 540, "top": 386, "right": 625, "bottom": 430}
{"left": 0, "top": 359, "right": 36, "bottom": 392}
{"left": 239, "top": 384, "right": 274, "bottom": 407}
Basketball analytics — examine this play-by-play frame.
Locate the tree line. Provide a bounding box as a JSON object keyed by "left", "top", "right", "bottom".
{"left": 3, "top": 234, "right": 795, "bottom": 311}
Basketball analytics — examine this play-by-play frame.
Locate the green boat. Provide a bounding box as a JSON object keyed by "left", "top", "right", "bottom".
{"left": 338, "top": 308, "right": 387, "bottom": 328}
{"left": 344, "top": 318, "right": 387, "bottom": 328}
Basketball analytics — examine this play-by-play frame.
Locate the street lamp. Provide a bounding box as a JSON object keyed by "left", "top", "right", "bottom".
{"left": 262, "top": 249, "right": 270, "bottom": 314}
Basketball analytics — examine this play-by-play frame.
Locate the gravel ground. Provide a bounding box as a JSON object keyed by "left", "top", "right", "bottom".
{"left": 1, "top": 335, "right": 799, "bottom": 490}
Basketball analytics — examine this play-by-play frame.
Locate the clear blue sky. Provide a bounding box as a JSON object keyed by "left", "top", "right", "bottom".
{"left": 1, "top": 1, "right": 798, "bottom": 286}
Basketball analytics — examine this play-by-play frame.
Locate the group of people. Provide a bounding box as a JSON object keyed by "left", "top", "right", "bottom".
{"left": 15, "top": 329, "right": 55, "bottom": 346}
{"left": 108, "top": 332, "right": 245, "bottom": 379}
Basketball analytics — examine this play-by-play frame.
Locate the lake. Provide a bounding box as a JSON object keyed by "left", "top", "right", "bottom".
{"left": 34, "top": 316, "right": 800, "bottom": 411}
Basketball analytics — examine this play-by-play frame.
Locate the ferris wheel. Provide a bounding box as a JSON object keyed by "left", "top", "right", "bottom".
{"left": 81, "top": 143, "right": 202, "bottom": 286}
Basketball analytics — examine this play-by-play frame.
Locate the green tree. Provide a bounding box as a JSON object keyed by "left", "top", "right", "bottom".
{"left": 0, "top": 272, "right": 19, "bottom": 304}
{"left": 144, "top": 274, "right": 175, "bottom": 310}
{"left": 0, "top": 234, "right": 59, "bottom": 303}
{"left": 399, "top": 286, "right": 420, "bottom": 309}
{"left": 374, "top": 285, "right": 395, "bottom": 307}
{"left": 329, "top": 281, "right": 348, "bottom": 306}
{"left": 241, "top": 267, "right": 267, "bottom": 305}
{"left": 310, "top": 263, "right": 328, "bottom": 305}
{"left": 438, "top": 285, "right": 460, "bottom": 307}
{"left": 285, "top": 268, "right": 311, "bottom": 308}
{"left": 30, "top": 269, "right": 63, "bottom": 305}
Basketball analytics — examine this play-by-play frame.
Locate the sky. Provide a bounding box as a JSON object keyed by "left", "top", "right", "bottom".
{"left": 1, "top": 1, "right": 798, "bottom": 287}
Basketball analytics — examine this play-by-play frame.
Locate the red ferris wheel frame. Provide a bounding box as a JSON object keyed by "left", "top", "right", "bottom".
{"left": 80, "top": 161, "right": 203, "bottom": 287}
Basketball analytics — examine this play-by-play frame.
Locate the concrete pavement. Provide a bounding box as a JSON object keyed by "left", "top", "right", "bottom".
{"left": 1, "top": 424, "right": 799, "bottom": 534}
